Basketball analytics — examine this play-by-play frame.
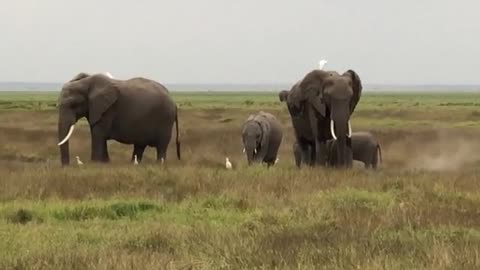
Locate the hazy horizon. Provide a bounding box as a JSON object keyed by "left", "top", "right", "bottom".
{"left": 1, "top": 1, "right": 479, "bottom": 85}
{"left": 0, "top": 81, "right": 478, "bottom": 92}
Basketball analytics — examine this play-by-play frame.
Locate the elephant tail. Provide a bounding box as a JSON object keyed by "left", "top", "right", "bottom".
{"left": 175, "top": 106, "right": 181, "bottom": 160}
{"left": 377, "top": 144, "right": 382, "bottom": 164}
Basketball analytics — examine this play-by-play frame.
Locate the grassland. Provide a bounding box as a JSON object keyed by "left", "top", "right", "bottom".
{"left": 0, "top": 91, "right": 480, "bottom": 269}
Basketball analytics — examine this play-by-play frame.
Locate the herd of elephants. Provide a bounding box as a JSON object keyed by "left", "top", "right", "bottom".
{"left": 57, "top": 68, "right": 382, "bottom": 169}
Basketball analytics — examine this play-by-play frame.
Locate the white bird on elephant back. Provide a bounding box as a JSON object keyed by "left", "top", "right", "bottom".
{"left": 103, "top": 72, "right": 114, "bottom": 78}
{"left": 318, "top": 59, "right": 328, "bottom": 70}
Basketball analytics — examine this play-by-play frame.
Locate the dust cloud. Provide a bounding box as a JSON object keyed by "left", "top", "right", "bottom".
{"left": 382, "top": 129, "right": 480, "bottom": 172}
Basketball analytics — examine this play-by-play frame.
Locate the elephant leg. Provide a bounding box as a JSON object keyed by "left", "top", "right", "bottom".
{"left": 297, "top": 142, "right": 312, "bottom": 167}
{"left": 263, "top": 153, "right": 277, "bottom": 167}
{"left": 293, "top": 145, "right": 302, "bottom": 168}
{"left": 371, "top": 152, "right": 378, "bottom": 170}
{"left": 156, "top": 143, "right": 168, "bottom": 162}
{"left": 91, "top": 138, "right": 108, "bottom": 162}
{"left": 131, "top": 145, "right": 146, "bottom": 162}
{"left": 90, "top": 128, "right": 109, "bottom": 162}
{"left": 317, "top": 141, "right": 328, "bottom": 166}
{"left": 294, "top": 153, "right": 301, "bottom": 168}
{"left": 156, "top": 131, "right": 172, "bottom": 162}
{"left": 102, "top": 140, "right": 110, "bottom": 162}
{"left": 307, "top": 145, "right": 315, "bottom": 166}
{"left": 307, "top": 106, "right": 324, "bottom": 166}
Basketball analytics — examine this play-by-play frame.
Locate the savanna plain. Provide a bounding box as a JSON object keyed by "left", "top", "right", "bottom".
{"left": 1, "top": 90, "right": 480, "bottom": 269}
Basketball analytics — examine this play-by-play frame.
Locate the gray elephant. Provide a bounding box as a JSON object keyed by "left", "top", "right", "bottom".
{"left": 57, "top": 72, "right": 180, "bottom": 165}
{"left": 327, "top": 131, "right": 382, "bottom": 169}
{"left": 242, "top": 111, "right": 283, "bottom": 166}
{"left": 293, "top": 142, "right": 312, "bottom": 168}
{"left": 279, "top": 69, "right": 362, "bottom": 168}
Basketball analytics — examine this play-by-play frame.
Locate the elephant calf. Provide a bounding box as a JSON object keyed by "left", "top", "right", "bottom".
{"left": 327, "top": 132, "right": 382, "bottom": 169}
{"left": 242, "top": 111, "right": 283, "bottom": 166}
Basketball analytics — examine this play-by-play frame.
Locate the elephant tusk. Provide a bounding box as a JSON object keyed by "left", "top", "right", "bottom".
{"left": 243, "top": 148, "right": 245, "bottom": 153}
{"left": 330, "top": 120, "right": 338, "bottom": 140}
{"left": 347, "top": 120, "right": 352, "bottom": 138}
{"left": 254, "top": 149, "right": 257, "bottom": 155}
{"left": 58, "top": 125, "right": 75, "bottom": 146}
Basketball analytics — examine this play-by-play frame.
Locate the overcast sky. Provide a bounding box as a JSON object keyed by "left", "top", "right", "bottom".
{"left": 0, "top": 0, "right": 479, "bottom": 85}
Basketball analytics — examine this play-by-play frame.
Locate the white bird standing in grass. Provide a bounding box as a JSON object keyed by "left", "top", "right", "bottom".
{"left": 76, "top": 156, "right": 83, "bottom": 166}
{"left": 133, "top": 155, "right": 139, "bottom": 165}
{"left": 318, "top": 59, "right": 328, "bottom": 70}
{"left": 225, "top": 157, "right": 232, "bottom": 169}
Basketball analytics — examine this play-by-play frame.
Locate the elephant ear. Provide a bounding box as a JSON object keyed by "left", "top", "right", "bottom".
{"left": 311, "top": 92, "right": 326, "bottom": 117}
{"left": 88, "top": 78, "right": 118, "bottom": 125}
{"left": 298, "top": 70, "right": 328, "bottom": 117}
{"left": 278, "top": 90, "right": 289, "bottom": 102}
{"left": 257, "top": 117, "right": 270, "bottom": 151}
{"left": 285, "top": 82, "right": 301, "bottom": 108}
{"left": 255, "top": 115, "right": 270, "bottom": 152}
{"left": 343, "top": 70, "right": 363, "bottom": 113}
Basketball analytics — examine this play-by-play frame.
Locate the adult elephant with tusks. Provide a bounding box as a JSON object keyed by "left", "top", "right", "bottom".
{"left": 57, "top": 72, "right": 181, "bottom": 166}
{"left": 280, "top": 69, "right": 362, "bottom": 168}
{"left": 241, "top": 111, "right": 283, "bottom": 166}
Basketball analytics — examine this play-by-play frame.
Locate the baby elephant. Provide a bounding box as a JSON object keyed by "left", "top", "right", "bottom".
{"left": 242, "top": 111, "right": 283, "bottom": 166}
{"left": 327, "top": 131, "right": 382, "bottom": 169}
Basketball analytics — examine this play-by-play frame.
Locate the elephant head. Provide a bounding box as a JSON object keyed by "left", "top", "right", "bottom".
{"left": 242, "top": 114, "right": 270, "bottom": 165}
{"left": 288, "top": 69, "right": 362, "bottom": 167}
{"left": 57, "top": 73, "right": 118, "bottom": 165}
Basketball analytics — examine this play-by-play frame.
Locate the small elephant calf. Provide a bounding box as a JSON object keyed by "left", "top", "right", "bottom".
{"left": 327, "top": 131, "right": 382, "bottom": 169}
{"left": 242, "top": 111, "right": 283, "bottom": 166}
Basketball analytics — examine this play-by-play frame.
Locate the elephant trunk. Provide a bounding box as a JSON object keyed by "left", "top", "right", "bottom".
{"left": 335, "top": 136, "right": 352, "bottom": 168}
{"left": 58, "top": 109, "right": 76, "bottom": 166}
{"left": 244, "top": 138, "right": 257, "bottom": 166}
{"left": 330, "top": 109, "right": 353, "bottom": 168}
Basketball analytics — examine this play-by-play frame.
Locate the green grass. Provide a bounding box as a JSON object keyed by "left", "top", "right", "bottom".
{"left": 1, "top": 90, "right": 479, "bottom": 110}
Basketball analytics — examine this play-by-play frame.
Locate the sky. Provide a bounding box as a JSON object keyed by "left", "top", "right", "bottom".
{"left": 0, "top": 0, "right": 479, "bottom": 85}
